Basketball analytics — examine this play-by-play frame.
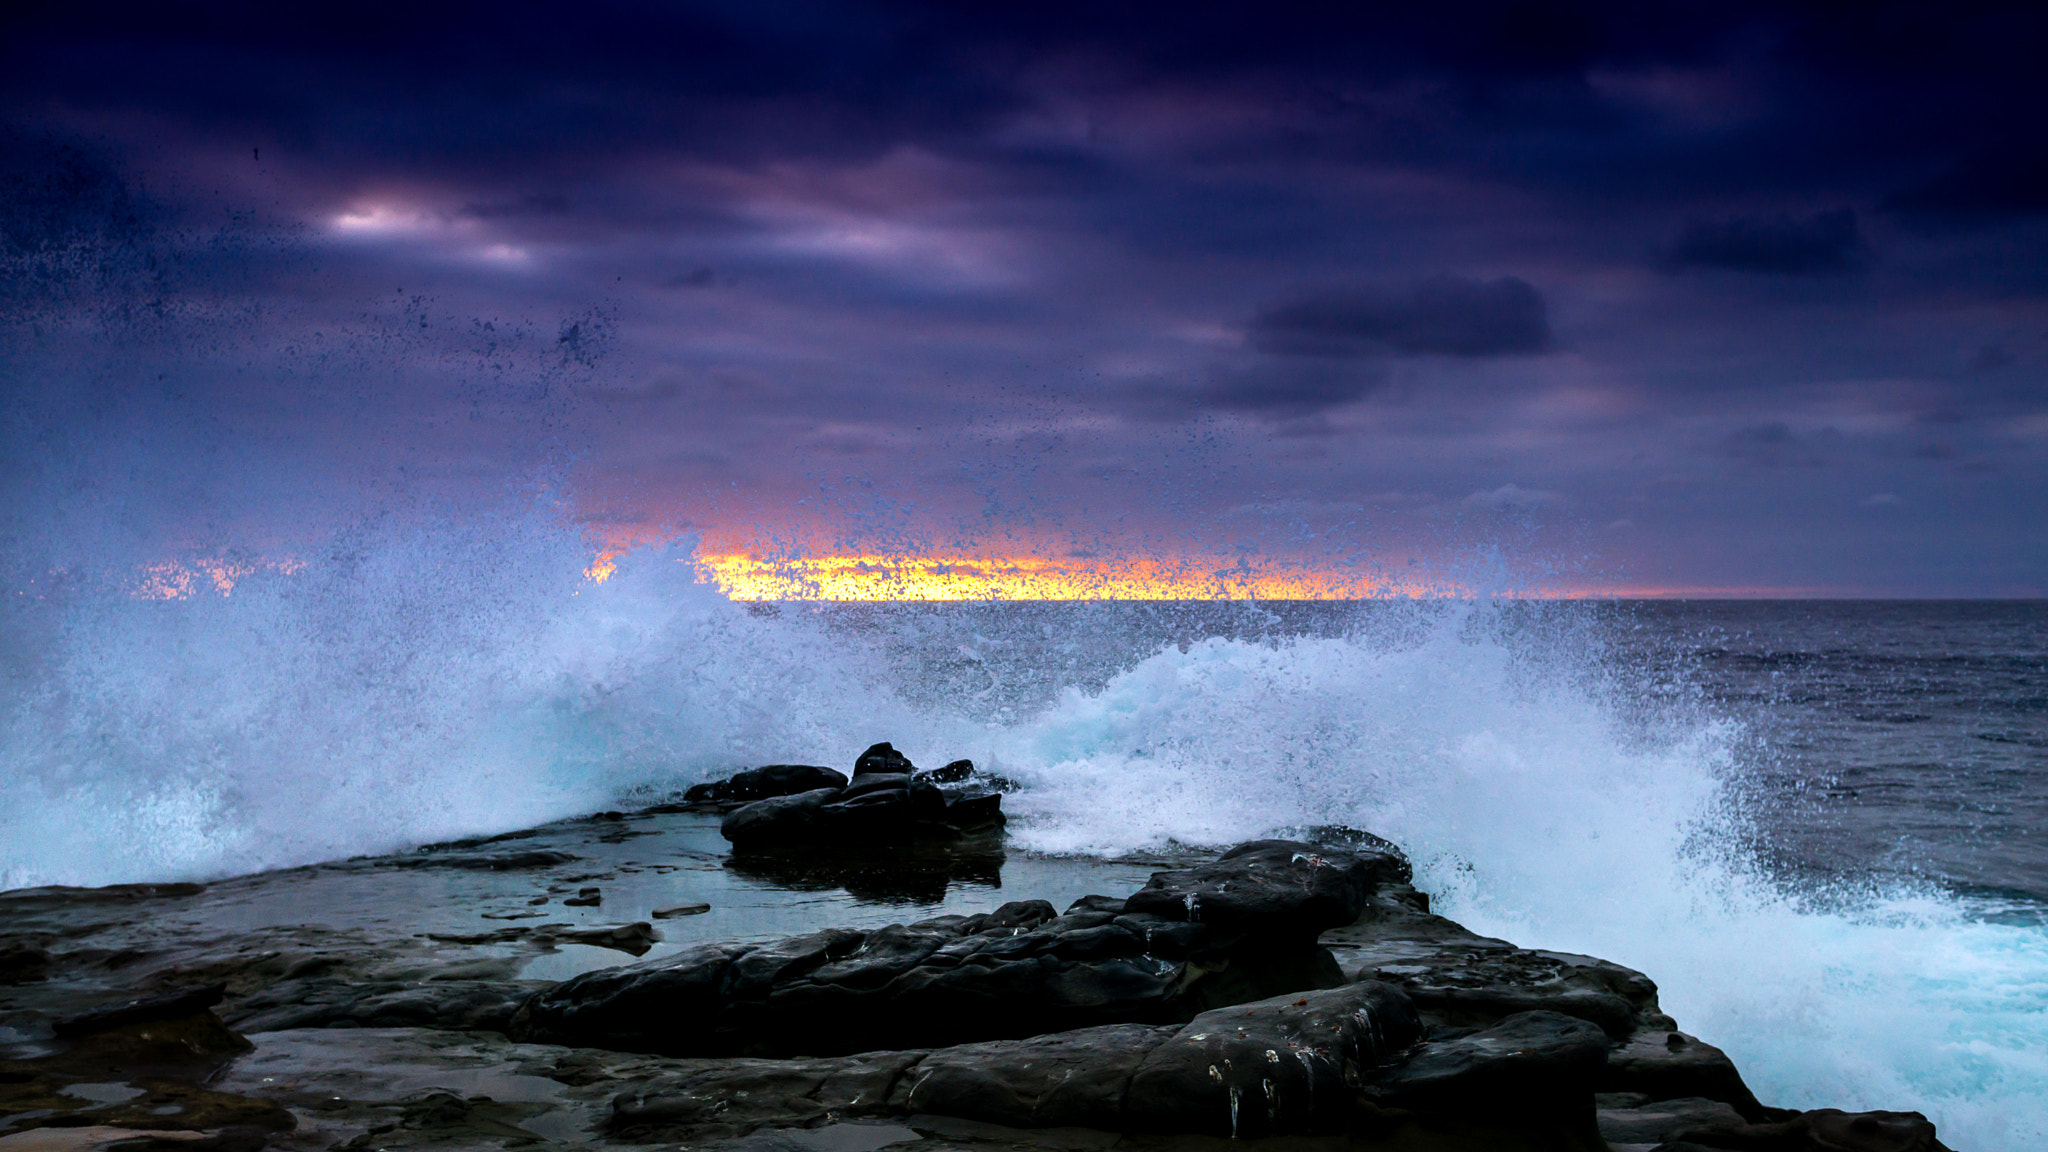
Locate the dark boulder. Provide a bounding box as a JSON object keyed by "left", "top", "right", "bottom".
{"left": 1342, "top": 939, "right": 1660, "bottom": 1041}
{"left": 1123, "top": 980, "right": 1423, "bottom": 1138}
{"left": 1357, "top": 1009, "right": 1608, "bottom": 1134}
{"left": 1123, "top": 839, "right": 1409, "bottom": 944}
{"left": 1603, "top": 1029, "right": 1775, "bottom": 1121}
{"left": 1599, "top": 1097, "right": 1749, "bottom": 1145}
{"left": 894, "top": 1023, "right": 1176, "bottom": 1130}
{"left": 597, "top": 982, "right": 1421, "bottom": 1141}
{"left": 839, "top": 772, "right": 915, "bottom": 801}
{"left": 691, "top": 743, "right": 1005, "bottom": 852}
{"left": 609, "top": 1050, "right": 925, "bottom": 1139}
{"left": 853, "top": 742, "right": 914, "bottom": 776}
{"left": 719, "top": 778, "right": 1003, "bottom": 852}
{"left": 684, "top": 764, "right": 849, "bottom": 804}
{"left": 894, "top": 982, "right": 1422, "bottom": 1139}
{"left": 1654, "top": 1107, "right": 1951, "bottom": 1152}
{"left": 919, "top": 759, "right": 976, "bottom": 784}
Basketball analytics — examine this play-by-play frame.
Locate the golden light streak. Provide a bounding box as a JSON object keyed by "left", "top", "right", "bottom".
{"left": 694, "top": 552, "right": 1436, "bottom": 601}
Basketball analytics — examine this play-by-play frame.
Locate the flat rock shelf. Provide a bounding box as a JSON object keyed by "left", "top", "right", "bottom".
{"left": 0, "top": 781, "right": 1950, "bottom": 1152}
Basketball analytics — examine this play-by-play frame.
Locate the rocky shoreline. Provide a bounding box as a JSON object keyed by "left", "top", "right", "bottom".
{"left": 0, "top": 751, "right": 1951, "bottom": 1152}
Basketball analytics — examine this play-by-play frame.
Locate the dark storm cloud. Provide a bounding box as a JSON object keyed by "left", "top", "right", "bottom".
{"left": 1886, "top": 147, "right": 2048, "bottom": 219}
{"left": 0, "top": 1, "right": 2038, "bottom": 191}
{"left": 1250, "top": 277, "right": 1553, "bottom": 358}
{"left": 4, "top": 1, "right": 2048, "bottom": 593}
{"left": 1666, "top": 209, "right": 1868, "bottom": 275}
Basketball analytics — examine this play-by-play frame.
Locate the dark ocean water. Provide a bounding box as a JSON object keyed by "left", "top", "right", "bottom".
{"left": 1616, "top": 602, "right": 2048, "bottom": 909}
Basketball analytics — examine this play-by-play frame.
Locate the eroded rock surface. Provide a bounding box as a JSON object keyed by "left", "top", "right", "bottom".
{"left": 0, "top": 804, "right": 1954, "bottom": 1152}
{"left": 510, "top": 840, "right": 1383, "bottom": 1055}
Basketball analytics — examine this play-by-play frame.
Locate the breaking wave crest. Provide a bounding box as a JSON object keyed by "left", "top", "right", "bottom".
{"left": 987, "top": 616, "right": 2047, "bottom": 1149}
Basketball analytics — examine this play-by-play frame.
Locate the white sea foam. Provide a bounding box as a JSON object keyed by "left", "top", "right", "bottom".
{"left": 0, "top": 528, "right": 919, "bottom": 887}
{"left": 983, "top": 608, "right": 2048, "bottom": 1149}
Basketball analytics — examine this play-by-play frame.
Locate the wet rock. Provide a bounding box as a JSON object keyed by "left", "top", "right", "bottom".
{"left": 1345, "top": 941, "right": 1659, "bottom": 1041}
{"left": 92, "top": 1082, "right": 297, "bottom": 1135}
{"left": 1066, "top": 895, "right": 1128, "bottom": 916}
{"left": 1122, "top": 980, "right": 1424, "bottom": 1138}
{"left": 0, "top": 801, "right": 1952, "bottom": 1152}
{"left": 704, "top": 742, "right": 1008, "bottom": 852}
{"left": 652, "top": 903, "right": 710, "bottom": 918}
{"left": 546, "top": 922, "right": 659, "bottom": 955}
{"left": 0, "top": 944, "right": 52, "bottom": 984}
{"left": 853, "top": 742, "right": 916, "bottom": 777}
{"left": 509, "top": 842, "right": 1399, "bottom": 1058}
{"left": 393, "top": 849, "right": 579, "bottom": 871}
{"left": 936, "top": 791, "right": 1002, "bottom": 828}
{"left": 419, "top": 921, "right": 655, "bottom": 955}
{"left": 0, "top": 1069, "right": 294, "bottom": 1139}
{"left": 609, "top": 1051, "right": 925, "bottom": 1139}
{"left": 563, "top": 887, "right": 603, "bottom": 907}
{"left": 423, "top": 928, "right": 534, "bottom": 946}
{"left": 97, "top": 1124, "right": 275, "bottom": 1152}
{"left": 1653, "top": 1107, "right": 1950, "bottom": 1152}
{"left": 894, "top": 1024, "right": 1175, "bottom": 1130}
{"left": 52, "top": 985, "right": 229, "bottom": 1038}
{"left": 227, "top": 979, "right": 542, "bottom": 1033}
{"left": 1603, "top": 1029, "right": 1774, "bottom": 1121}
{"left": 719, "top": 782, "right": 1003, "bottom": 852}
{"left": 1599, "top": 1096, "right": 1748, "bottom": 1144}
{"left": 841, "top": 773, "right": 915, "bottom": 802}
{"left": 919, "top": 759, "right": 976, "bottom": 784}
{"left": 0, "top": 884, "right": 205, "bottom": 917}
{"left": 1359, "top": 1009, "right": 1609, "bottom": 1128}
{"left": 726, "top": 848, "right": 1004, "bottom": 903}
{"left": 42, "top": 1012, "right": 256, "bottom": 1073}
{"left": 1123, "top": 840, "right": 1409, "bottom": 944}
{"left": 603, "top": 982, "right": 1426, "bottom": 1142}
{"left": 684, "top": 764, "right": 851, "bottom": 804}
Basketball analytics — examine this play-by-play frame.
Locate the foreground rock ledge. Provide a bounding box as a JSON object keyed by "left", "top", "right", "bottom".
{"left": 503, "top": 835, "right": 1943, "bottom": 1150}
{"left": 0, "top": 827, "right": 1951, "bottom": 1152}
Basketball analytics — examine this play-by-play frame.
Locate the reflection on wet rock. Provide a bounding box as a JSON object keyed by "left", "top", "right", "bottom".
{"left": 725, "top": 848, "right": 1004, "bottom": 904}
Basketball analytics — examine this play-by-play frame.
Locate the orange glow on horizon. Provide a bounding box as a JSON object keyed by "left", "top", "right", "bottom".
{"left": 116, "top": 547, "right": 1871, "bottom": 603}
{"left": 693, "top": 552, "right": 1437, "bottom": 601}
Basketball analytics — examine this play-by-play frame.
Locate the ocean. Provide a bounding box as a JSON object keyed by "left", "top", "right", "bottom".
{"left": 0, "top": 532, "right": 2042, "bottom": 1146}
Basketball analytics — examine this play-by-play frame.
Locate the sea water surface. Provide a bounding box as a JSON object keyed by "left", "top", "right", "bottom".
{"left": 0, "top": 537, "right": 2042, "bottom": 1147}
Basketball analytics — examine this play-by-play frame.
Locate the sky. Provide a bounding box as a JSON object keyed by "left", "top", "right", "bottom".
{"left": 3, "top": 1, "right": 2046, "bottom": 596}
